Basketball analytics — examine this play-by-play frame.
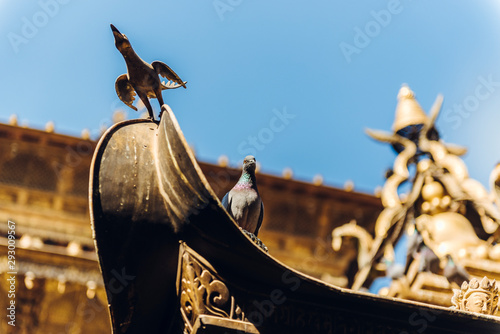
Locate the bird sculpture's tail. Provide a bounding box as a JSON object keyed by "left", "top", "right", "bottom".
{"left": 161, "top": 80, "right": 188, "bottom": 90}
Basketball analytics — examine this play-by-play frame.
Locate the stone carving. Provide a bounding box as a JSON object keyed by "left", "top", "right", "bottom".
{"left": 451, "top": 277, "right": 499, "bottom": 315}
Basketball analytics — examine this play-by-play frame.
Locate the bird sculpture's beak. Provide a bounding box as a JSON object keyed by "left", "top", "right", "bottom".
{"left": 110, "top": 24, "right": 126, "bottom": 42}
{"left": 110, "top": 24, "right": 131, "bottom": 53}
{"left": 110, "top": 24, "right": 120, "bottom": 35}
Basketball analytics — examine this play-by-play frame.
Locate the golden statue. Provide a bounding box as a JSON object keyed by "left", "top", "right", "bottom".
{"left": 332, "top": 220, "right": 374, "bottom": 270}
{"left": 332, "top": 84, "right": 500, "bottom": 308}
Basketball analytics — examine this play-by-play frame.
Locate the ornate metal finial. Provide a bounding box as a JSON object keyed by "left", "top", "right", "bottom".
{"left": 45, "top": 121, "right": 55, "bottom": 133}
{"left": 348, "top": 85, "right": 500, "bottom": 296}
{"left": 81, "top": 129, "right": 90, "bottom": 140}
{"left": 392, "top": 84, "right": 429, "bottom": 133}
{"left": 217, "top": 155, "right": 229, "bottom": 167}
{"left": 9, "top": 114, "right": 18, "bottom": 126}
{"left": 451, "top": 277, "right": 499, "bottom": 315}
{"left": 344, "top": 180, "right": 354, "bottom": 192}
{"left": 110, "top": 24, "right": 187, "bottom": 122}
{"left": 397, "top": 84, "right": 415, "bottom": 99}
{"left": 282, "top": 167, "right": 293, "bottom": 180}
{"left": 313, "top": 174, "right": 323, "bottom": 186}
{"left": 112, "top": 110, "right": 127, "bottom": 124}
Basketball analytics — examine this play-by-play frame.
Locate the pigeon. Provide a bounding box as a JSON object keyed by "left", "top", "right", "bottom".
{"left": 490, "top": 162, "right": 500, "bottom": 208}
{"left": 417, "top": 245, "right": 440, "bottom": 274}
{"left": 111, "top": 24, "right": 186, "bottom": 121}
{"left": 405, "top": 226, "right": 423, "bottom": 271}
{"left": 406, "top": 226, "right": 423, "bottom": 259}
{"left": 222, "top": 155, "right": 264, "bottom": 236}
{"left": 443, "top": 254, "right": 470, "bottom": 288}
{"left": 383, "top": 258, "right": 405, "bottom": 280}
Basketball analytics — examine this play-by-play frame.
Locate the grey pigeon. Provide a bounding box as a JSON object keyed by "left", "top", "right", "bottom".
{"left": 383, "top": 258, "right": 405, "bottom": 280}
{"left": 418, "top": 245, "right": 440, "bottom": 274}
{"left": 443, "top": 254, "right": 470, "bottom": 287}
{"left": 406, "top": 226, "right": 423, "bottom": 259}
{"left": 405, "top": 226, "right": 423, "bottom": 272}
{"left": 222, "top": 155, "right": 264, "bottom": 236}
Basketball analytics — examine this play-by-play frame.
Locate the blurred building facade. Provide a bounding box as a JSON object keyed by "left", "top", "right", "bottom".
{"left": 0, "top": 121, "right": 382, "bottom": 333}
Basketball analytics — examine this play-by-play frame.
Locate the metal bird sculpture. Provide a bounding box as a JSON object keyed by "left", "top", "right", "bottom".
{"left": 222, "top": 155, "right": 264, "bottom": 236}
{"left": 111, "top": 24, "right": 186, "bottom": 121}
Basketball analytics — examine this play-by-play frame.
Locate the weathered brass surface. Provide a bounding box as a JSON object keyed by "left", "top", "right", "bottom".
{"left": 178, "top": 244, "right": 257, "bottom": 334}
{"left": 90, "top": 103, "right": 500, "bottom": 333}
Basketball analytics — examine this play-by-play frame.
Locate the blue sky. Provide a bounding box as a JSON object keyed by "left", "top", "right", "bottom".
{"left": 2, "top": 0, "right": 500, "bottom": 194}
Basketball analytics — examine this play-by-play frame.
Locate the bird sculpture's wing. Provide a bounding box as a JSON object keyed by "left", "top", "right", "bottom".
{"left": 115, "top": 74, "right": 137, "bottom": 111}
{"left": 152, "top": 61, "right": 187, "bottom": 89}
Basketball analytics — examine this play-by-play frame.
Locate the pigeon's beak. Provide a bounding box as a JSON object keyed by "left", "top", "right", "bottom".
{"left": 244, "top": 159, "right": 256, "bottom": 168}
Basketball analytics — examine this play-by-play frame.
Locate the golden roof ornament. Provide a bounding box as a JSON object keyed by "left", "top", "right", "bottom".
{"left": 392, "top": 84, "right": 429, "bottom": 133}
{"left": 342, "top": 85, "right": 500, "bottom": 298}
{"left": 451, "top": 277, "right": 499, "bottom": 315}
{"left": 110, "top": 24, "right": 187, "bottom": 122}
{"left": 9, "top": 114, "right": 18, "bottom": 126}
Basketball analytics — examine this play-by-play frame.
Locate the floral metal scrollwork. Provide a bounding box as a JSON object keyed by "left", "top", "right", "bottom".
{"left": 179, "top": 249, "right": 245, "bottom": 333}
